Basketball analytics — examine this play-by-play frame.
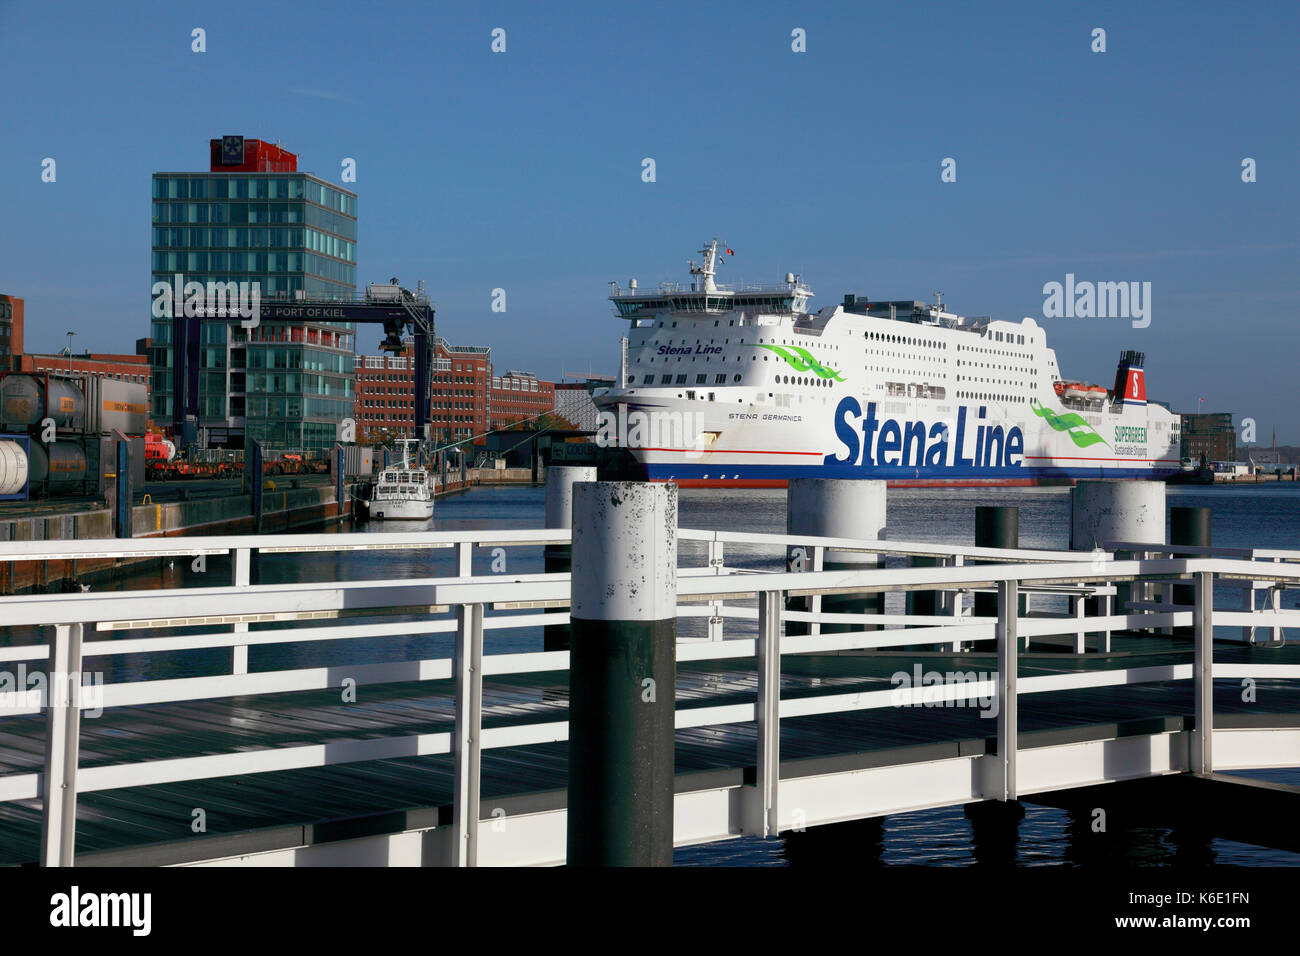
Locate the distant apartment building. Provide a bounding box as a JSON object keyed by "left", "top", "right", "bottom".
{"left": 0, "top": 294, "right": 24, "bottom": 370}
{"left": 1180, "top": 412, "right": 1235, "bottom": 463}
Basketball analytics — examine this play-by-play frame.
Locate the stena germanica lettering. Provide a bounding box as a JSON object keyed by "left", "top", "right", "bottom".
{"left": 824, "top": 397, "right": 1025, "bottom": 472}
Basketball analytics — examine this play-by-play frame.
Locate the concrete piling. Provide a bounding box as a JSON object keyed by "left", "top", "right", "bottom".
{"left": 544, "top": 466, "right": 596, "bottom": 651}
{"left": 1070, "top": 480, "right": 1166, "bottom": 633}
{"left": 786, "top": 479, "right": 886, "bottom": 635}
{"left": 566, "top": 481, "right": 677, "bottom": 866}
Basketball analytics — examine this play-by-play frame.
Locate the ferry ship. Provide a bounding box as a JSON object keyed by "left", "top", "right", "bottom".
{"left": 592, "top": 240, "right": 1181, "bottom": 488}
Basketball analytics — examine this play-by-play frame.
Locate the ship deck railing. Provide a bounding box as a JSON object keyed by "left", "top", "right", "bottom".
{"left": 611, "top": 281, "right": 805, "bottom": 297}
{"left": 0, "top": 528, "right": 1297, "bottom": 865}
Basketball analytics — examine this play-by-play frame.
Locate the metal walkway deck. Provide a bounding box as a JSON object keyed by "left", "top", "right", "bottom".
{"left": 1, "top": 529, "right": 1297, "bottom": 866}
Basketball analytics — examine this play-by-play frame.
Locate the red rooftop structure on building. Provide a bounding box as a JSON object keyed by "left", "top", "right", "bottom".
{"left": 208, "top": 136, "right": 298, "bottom": 173}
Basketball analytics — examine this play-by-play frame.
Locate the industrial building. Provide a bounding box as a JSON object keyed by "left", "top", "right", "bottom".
{"left": 149, "top": 137, "right": 358, "bottom": 452}
{"left": 1180, "top": 411, "right": 1236, "bottom": 464}
{"left": 0, "top": 290, "right": 150, "bottom": 392}
{"left": 553, "top": 378, "right": 613, "bottom": 432}
{"left": 16, "top": 351, "right": 150, "bottom": 390}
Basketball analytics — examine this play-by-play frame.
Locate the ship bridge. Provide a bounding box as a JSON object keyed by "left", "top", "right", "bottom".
{"left": 610, "top": 239, "right": 812, "bottom": 318}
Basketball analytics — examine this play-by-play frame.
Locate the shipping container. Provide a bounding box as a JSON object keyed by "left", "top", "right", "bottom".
{"left": 339, "top": 445, "right": 375, "bottom": 477}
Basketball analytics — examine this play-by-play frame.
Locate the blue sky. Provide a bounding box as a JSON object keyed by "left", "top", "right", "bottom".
{"left": 1, "top": 1, "right": 1296, "bottom": 440}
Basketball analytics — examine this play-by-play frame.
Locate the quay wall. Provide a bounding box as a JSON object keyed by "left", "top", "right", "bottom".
{"left": 0, "top": 469, "right": 538, "bottom": 593}
{"left": 0, "top": 484, "right": 347, "bottom": 594}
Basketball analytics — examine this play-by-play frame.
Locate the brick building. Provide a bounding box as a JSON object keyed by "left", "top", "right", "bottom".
{"left": 355, "top": 338, "right": 491, "bottom": 443}
{"left": 16, "top": 351, "right": 151, "bottom": 391}
{"left": 1180, "top": 412, "right": 1236, "bottom": 464}
{"left": 490, "top": 370, "right": 555, "bottom": 431}
{"left": 0, "top": 294, "right": 24, "bottom": 370}
{"left": 354, "top": 339, "right": 555, "bottom": 443}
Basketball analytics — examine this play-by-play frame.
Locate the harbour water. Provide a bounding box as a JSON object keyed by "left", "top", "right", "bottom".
{"left": 4, "top": 482, "right": 1298, "bottom": 865}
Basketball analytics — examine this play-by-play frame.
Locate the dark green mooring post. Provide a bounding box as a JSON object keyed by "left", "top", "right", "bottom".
{"left": 114, "top": 439, "right": 132, "bottom": 538}
{"left": 1171, "top": 506, "right": 1211, "bottom": 636}
{"left": 975, "top": 506, "right": 1019, "bottom": 621}
{"left": 567, "top": 481, "right": 677, "bottom": 866}
{"left": 906, "top": 557, "right": 940, "bottom": 616}
{"left": 544, "top": 466, "right": 596, "bottom": 651}
{"left": 250, "top": 441, "right": 264, "bottom": 534}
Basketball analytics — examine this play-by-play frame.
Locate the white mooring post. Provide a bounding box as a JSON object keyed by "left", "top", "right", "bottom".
{"left": 567, "top": 481, "right": 677, "bottom": 866}
{"left": 544, "top": 465, "right": 596, "bottom": 531}
{"left": 41, "top": 623, "right": 85, "bottom": 867}
{"left": 1192, "top": 571, "right": 1214, "bottom": 774}
{"left": 786, "top": 479, "right": 886, "bottom": 636}
{"left": 996, "top": 580, "right": 1018, "bottom": 801}
{"left": 544, "top": 466, "right": 596, "bottom": 651}
{"left": 1070, "top": 480, "right": 1166, "bottom": 647}
{"left": 452, "top": 602, "right": 484, "bottom": 866}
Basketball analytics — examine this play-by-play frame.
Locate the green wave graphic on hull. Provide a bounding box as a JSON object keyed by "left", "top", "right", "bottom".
{"left": 754, "top": 343, "right": 846, "bottom": 381}
{"left": 1029, "top": 399, "right": 1110, "bottom": 449}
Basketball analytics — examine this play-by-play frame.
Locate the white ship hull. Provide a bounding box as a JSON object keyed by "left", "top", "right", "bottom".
{"left": 596, "top": 243, "right": 1180, "bottom": 488}
{"left": 369, "top": 497, "right": 434, "bottom": 520}
{"left": 593, "top": 390, "right": 1178, "bottom": 487}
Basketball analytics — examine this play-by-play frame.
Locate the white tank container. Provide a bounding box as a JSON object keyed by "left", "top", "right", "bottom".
{"left": 0, "top": 440, "right": 29, "bottom": 494}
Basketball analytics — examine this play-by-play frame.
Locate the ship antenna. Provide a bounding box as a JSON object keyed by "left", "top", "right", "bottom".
{"left": 689, "top": 238, "right": 721, "bottom": 293}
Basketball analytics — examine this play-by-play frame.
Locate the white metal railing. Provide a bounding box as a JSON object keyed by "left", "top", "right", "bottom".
{"left": 0, "top": 528, "right": 1297, "bottom": 866}
{"left": 1105, "top": 540, "right": 1300, "bottom": 648}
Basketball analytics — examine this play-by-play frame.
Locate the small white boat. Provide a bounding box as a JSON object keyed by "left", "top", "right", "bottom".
{"left": 369, "top": 440, "right": 434, "bottom": 521}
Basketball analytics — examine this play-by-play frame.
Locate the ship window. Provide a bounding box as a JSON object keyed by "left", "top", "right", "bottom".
{"left": 733, "top": 375, "right": 741, "bottom": 382}
{"left": 675, "top": 374, "right": 686, "bottom": 384}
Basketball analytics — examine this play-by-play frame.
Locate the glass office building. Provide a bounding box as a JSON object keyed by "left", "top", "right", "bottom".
{"left": 150, "top": 143, "right": 358, "bottom": 452}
